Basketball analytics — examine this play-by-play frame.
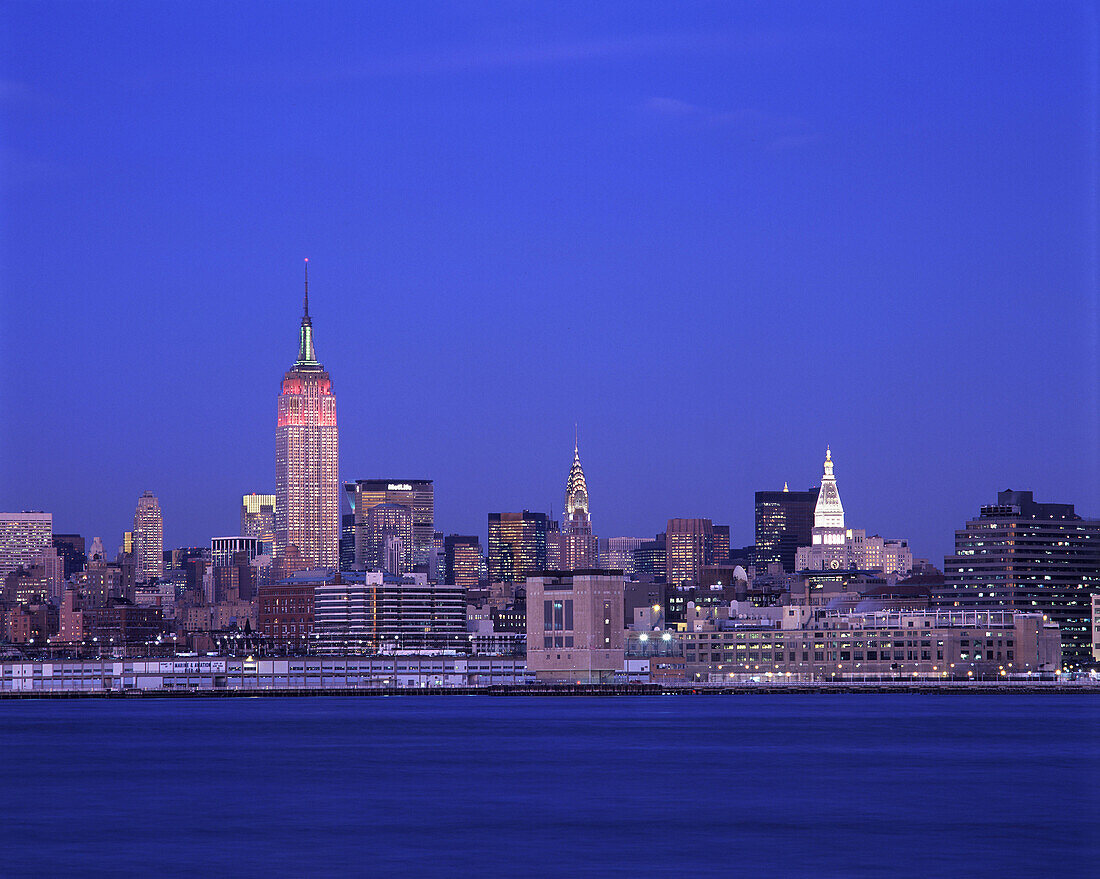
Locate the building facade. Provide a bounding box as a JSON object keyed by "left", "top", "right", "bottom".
{"left": 526, "top": 570, "right": 625, "bottom": 681}
{"left": 755, "top": 486, "right": 818, "bottom": 573}
{"left": 0, "top": 512, "right": 52, "bottom": 578}
{"left": 344, "top": 479, "right": 434, "bottom": 568}
{"left": 313, "top": 571, "right": 466, "bottom": 653}
{"left": 240, "top": 494, "right": 276, "bottom": 545}
{"left": 275, "top": 264, "right": 339, "bottom": 572}
{"left": 1092, "top": 593, "right": 1100, "bottom": 665}
{"left": 487, "top": 511, "right": 549, "bottom": 583}
{"left": 934, "top": 490, "right": 1100, "bottom": 669}
{"left": 444, "top": 534, "right": 481, "bottom": 588}
{"left": 601, "top": 537, "right": 646, "bottom": 575}
{"left": 666, "top": 518, "right": 713, "bottom": 586}
{"left": 633, "top": 535, "right": 667, "bottom": 581}
{"left": 362, "top": 503, "right": 413, "bottom": 575}
{"left": 52, "top": 533, "right": 86, "bottom": 579}
{"left": 257, "top": 579, "right": 316, "bottom": 649}
{"left": 132, "top": 491, "right": 165, "bottom": 583}
{"left": 626, "top": 603, "right": 1062, "bottom": 680}
{"left": 211, "top": 536, "right": 263, "bottom": 568}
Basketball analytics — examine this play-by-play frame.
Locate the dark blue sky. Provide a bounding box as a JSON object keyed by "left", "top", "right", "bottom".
{"left": 2, "top": 2, "right": 1097, "bottom": 563}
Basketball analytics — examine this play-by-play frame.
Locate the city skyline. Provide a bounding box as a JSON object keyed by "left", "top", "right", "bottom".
{"left": 0, "top": 276, "right": 1095, "bottom": 566}
{"left": 2, "top": 4, "right": 1098, "bottom": 563}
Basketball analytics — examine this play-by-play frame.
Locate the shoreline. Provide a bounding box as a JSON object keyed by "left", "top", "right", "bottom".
{"left": 2, "top": 682, "right": 1098, "bottom": 699}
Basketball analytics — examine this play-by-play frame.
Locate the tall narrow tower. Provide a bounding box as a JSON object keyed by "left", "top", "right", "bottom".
{"left": 275, "top": 260, "right": 339, "bottom": 573}
{"left": 560, "top": 435, "right": 597, "bottom": 569}
{"left": 132, "top": 491, "right": 164, "bottom": 582}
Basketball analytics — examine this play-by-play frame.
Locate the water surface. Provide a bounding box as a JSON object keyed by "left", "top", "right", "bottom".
{"left": 1, "top": 695, "right": 1095, "bottom": 877}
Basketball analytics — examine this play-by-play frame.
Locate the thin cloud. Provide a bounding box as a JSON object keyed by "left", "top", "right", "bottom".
{"left": 645, "top": 96, "right": 818, "bottom": 149}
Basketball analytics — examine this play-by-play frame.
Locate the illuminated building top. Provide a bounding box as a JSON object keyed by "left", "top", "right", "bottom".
{"left": 813, "top": 446, "right": 845, "bottom": 531}
{"left": 296, "top": 258, "right": 319, "bottom": 369}
{"left": 565, "top": 440, "right": 589, "bottom": 519}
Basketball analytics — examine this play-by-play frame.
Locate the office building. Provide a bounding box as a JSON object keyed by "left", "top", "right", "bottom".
{"left": 131, "top": 492, "right": 164, "bottom": 583}
{"left": 363, "top": 503, "right": 413, "bottom": 575}
{"left": 666, "top": 518, "right": 714, "bottom": 586}
{"left": 240, "top": 494, "right": 276, "bottom": 545}
{"left": 52, "top": 534, "right": 87, "bottom": 579}
{"left": 313, "top": 570, "right": 467, "bottom": 653}
{"left": 755, "top": 485, "right": 818, "bottom": 573}
{"left": 0, "top": 512, "right": 52, "bottom": 578}
{"left": 600, "top": 537, "right": 646, "bottom": 575}
{"left": 526, "top": 570, "right": 626, "bottom": 681}
{"left": 712, "top": 525, "right": 731, "bottom": 566}
{"left": 487, "top": 511, "right": 549, "bottom": 583}
{"left": 339, "top": 512, "right": 356, "bottom": 572}
{"left": 445, "top": 535, "right": 481, "bottom": 588}
{"left": 934, "top": 490, "right": 1100, "bottom": 669}
{"left": 36, "top": 546, "right": 65, "bottom": 605}
{"left": 428, "top": 531, "right": 445, "bottom": 583}
{"left": 633, "top": 535, "right": 667, "bottom": 580}
{"left": 344, "top": 479, "right": 435, "bottom": 568}
{"left": 546, "top": 518, "right": 561, "bottom": 571}
{"left": 275, "top": 262, "right": 340, "bottom": 572}
{"left": 211, "top": 536, "right": 263, "bottom": 568}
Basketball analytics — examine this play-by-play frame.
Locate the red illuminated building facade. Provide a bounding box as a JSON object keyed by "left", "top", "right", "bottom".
{"left": 275, "top": 261, "right": 340, "bottom": 574}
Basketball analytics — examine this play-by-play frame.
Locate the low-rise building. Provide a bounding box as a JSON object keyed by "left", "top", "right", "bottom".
{"left": 1092, "top": 594, "right": 1100, "bottom": 665}
{"left": 257, "top": 578, "right": 315, "bottom": 649}
{"left": 0, "top": 654, "right": 531, "bottom": 692}
{"left": 313, "top": 570, "right": 467, "bottom": 653}
{"left": 626, "top": 603, "right": 1061, "bottom": 680}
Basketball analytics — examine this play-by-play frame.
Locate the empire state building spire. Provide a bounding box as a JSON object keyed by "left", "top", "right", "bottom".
{"left": 297, "top": 258, "right": 318, "bottom": 367}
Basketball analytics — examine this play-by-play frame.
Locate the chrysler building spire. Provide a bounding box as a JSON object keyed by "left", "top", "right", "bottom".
{"left": 565, "top": 439, "right": 589, "bottom": 519}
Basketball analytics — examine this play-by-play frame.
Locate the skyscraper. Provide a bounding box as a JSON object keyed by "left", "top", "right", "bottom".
{"left": 559, "top": 439, "right": 598, "bottom": 570}
{"left": 934, "top": 490, "right": 1100, "bottom": 670}
{"left": 487, "top": 511, "right": 549, "bottom": 583}
{"left": 344, "top": 480, "right": 435, "bottom": 568}
{"left": 754, "top": 484, "right": 819, "bottom": 573}
{"left": 275, "top": 261, "right": 339, "bottom": 572}
{"left": 132, "top": 492, "right": 164, "bottom": 583}
{"left": 665, "top": 518, "right": 713, "bottom": 586}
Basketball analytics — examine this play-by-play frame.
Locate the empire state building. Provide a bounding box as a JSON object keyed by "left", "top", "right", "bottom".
{"left": 275, "top": 261, "right": 339, "bottom": 573}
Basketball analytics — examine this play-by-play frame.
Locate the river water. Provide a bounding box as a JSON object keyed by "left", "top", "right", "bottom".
{"left": 1, "top": 694, "right": 1095, "bottom": 877}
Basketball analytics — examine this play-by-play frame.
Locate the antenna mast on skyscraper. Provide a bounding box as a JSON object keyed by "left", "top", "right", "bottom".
{"left": 303, "top": 258, "right": 310, "bottom": 317}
